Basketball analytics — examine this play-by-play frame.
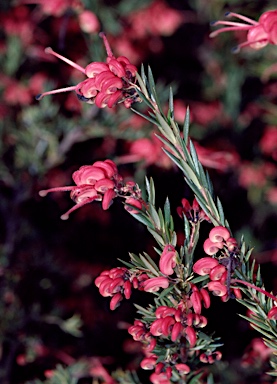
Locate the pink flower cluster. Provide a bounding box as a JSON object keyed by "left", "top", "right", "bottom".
{"left": 129, "top": 301, "right": 214, "bottom": 383}
{"left": 199, "top": 351, "right": 222, "bottom": 364}
{"left": 203, "top": 226, "right": 238, "bottom": 256}
{"left": 210, "top": 10, "right": 277, "bottom": 52}
{"left": 39, "top": 159, "right": 143, "bottom": 219}
{"left": 193, "top": 226, "right": 241, "bottom": 301}
{"left": 193, "top": 226, "right": 242, "bottom": 301}
{"left": 95, "top": 270, "right": 170, "bottom": 310}
{"left": 36, "top": 33, "right": 138, "bottom": 108}
{"left": 128, "top": 320, "right": 157, "bottom": 353}
{"left": 149, "top": 305, "right": 207, "bottom": 346}
{"left": 95, "top": 267, "right": 132, "bottom": 310}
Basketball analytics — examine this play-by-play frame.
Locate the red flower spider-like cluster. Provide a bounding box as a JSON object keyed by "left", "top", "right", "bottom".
{"left": 210, "top": 10, "right": 277, "bottom": 52}
{"left": 95, "top": 269, "right": 170, "bottom": 310}
{"left": 193, "top": 226, "right": 242, "bottom": 301}
{"left": 39, "top": 159, "right": 143, "bottom": 219}
{"left": 95, "top": 267, "right": 133, "bottom": 310}
{"left": 36, "top": 33, "right": 139, "bottom": 108}
{"left": 129, "top": 300, "right": 217, "bottom": 383}
{"left": 203, "top": 225, "right": 238, "bottom": 256}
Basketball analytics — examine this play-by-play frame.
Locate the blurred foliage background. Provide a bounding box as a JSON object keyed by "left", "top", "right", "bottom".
{"left": 0, "top": 0, "right": 277, "bottom": 382}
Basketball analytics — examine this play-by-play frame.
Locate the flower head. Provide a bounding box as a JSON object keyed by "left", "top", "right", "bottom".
{"left": 36, "top": 33, "right": 139, "bottom": 108}
{"left": 39, "top": 160, "right": 120, "bottom": 219}
{"left": 210, "top": 10, "right": 277, "bottom": 52}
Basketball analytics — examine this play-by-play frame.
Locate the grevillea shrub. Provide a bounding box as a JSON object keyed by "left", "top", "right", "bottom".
{"left": 1, "top": 1, "right": 277, "bottom": 383}
{"left": 34, "top": 16, "right": 277, "bottom": 382}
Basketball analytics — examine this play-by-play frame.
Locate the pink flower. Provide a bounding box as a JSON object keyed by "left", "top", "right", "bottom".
{"left": 209, "top": 265, "right": 227, "bottom": 281}
{"left": 267, "top": 187, "right": 277, "bottom": 205}
{"left": 124, "top": 197, "right": 142, "bottom": 214}
{"left": 209, "top": 226, "right": 231, "bottom": 242}
{"left": 200, "top": 351, "right": 222, "bottom": 364}
{"left": 190, "top": 290, "right": 202, "bottom": 315}
{"left": 39, "top": 160, "right": 121, "bottom": 219}
{"left": 207, "top": 281, "right": 228, "bottom": 297}
{"left": 149, "top": 372, "right": 171, "bottom": 384}
{"left": 127, "top": 0, "right": 184, "bottom": 38}
{"left": 175, "top": 363, "right": 190, "bottom": 374}
{"left": 259, "top": 126, "right": 277, "bottom": 161}
{"left": 78, "top": 10, "right": 100, "bottom": 34}
{"left": 238, "top": 161, "right": 277, "bottom": 189}
{"left": 159, "top": 245, "right": 177, "bottom": 275}
{"left": 141, "top": 355, "right": 157, "bottom": 370}
{"left": 36, "top": 33, "right": 138, "bottom": 109}
{"left": 210, "top": 10, "right": 277, "bottom": 52}
{"left": 194, "top": 142, "right": 240, "bottom": 172}
{"left": 193, "top": 257, "right": 219, "bottom": 275}
{"left": 118, "top": 133, "right": 172, "bottom": 169}
{"left": 143, "top": 277, "right": 169, "bottom": 292}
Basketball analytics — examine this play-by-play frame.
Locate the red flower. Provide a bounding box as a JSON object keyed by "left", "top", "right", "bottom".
{"left": 36, "top": 33, "right": 139, "bottom": 108}
{"left": 143, "top": 277, "right": 169, "bottom": 292}
{"left": 39, "top": 160, "right": 121, "bottom": 219}
{"left": 193, "top": 257, "right": 219, "bottom": 275}
{"left": 95, "top": 267, "right": 137, "bottom": 310}
{"left": 159, "top": 245, "right": 177, "bottom": 275}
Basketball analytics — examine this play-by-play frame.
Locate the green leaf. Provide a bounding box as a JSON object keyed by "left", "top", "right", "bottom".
{"left": 188, "top": 372, "right": 205, "bottom": 384}
{"left": 249, "top": 323, "right": 276, "bottom": 339}
{"left": 207, "top": 373, "right": 215, "bottom": 384}
{"left": 264, "top": 339, "right": 277, "bottom": 351}
{"left": 169, "top": 87, "right": 174, "bottom": 119}
{"left": 183, "top": 107, "right": 190, "bottom": 146}
{"left": 155, "top": 113, "right": 176, "bottom": 143}
{"left": 131, "top": 106, "right": 157, "bottom": 125}
{"left": 139, "top": 255, "right": 160, "bottom": 276}
{"left": 205, "top": 170, "right": 214, "bottom": 196}
{"left": 129, "top": 211, "right": 154, "bottom": 229}
{"left": 147, "top": 227, "right": 165, "bottom": 246}
{"left": 158, "top": 208, "right": 165, "bottom": 232}
{"left": 216, "top": 197, "right": 225, "bottom": 225}
{"left": 189, "top": 275, "right": 209, "bottom": 284}
{"left": 245, "top": 247, "right": 254, "bottom": 262}
{"left": 189, "top": 140, "right": 200, "bottom": 176}
{"left": 148, "top": 204, "right": 161, "bottom": 229}
{"left": 149, "top": 177, "right": 156, "bottom": 205}
{"left": 164, "top": 197, "right": 171, "bottom": 225}
{"left": 239, "top": 314, "right": 272, "bottom": 333}
{"left": 143, "top": 253, "right": 159, "bottom": 271}
{"left": 158, "top": 285, "right": 174, "bottom": 299}
{"left": 163, "top": 149, "right": 201, "bottom": 188}
{"left": 118, "top": 258, "right": 136, "bottom": 269}
{"left": 183, "top": 215, "right": 191, "bottom": 240}
{"left": 155, "top": 133, "right": 180, "bottom": 157}
{"left": 147, "top": 66, "right": 164, "bottom": 114}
